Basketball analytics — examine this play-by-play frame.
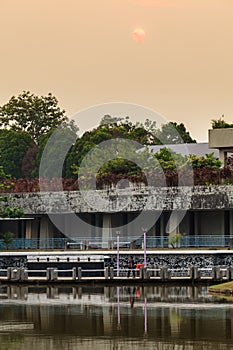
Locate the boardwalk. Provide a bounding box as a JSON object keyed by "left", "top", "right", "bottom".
{"left": 1, "top": 265, "right": 232, "bottom": 284}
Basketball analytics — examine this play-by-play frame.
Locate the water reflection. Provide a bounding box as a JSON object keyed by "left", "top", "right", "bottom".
{"left": 0, "top": 284, "right": 232, "bottom": 349}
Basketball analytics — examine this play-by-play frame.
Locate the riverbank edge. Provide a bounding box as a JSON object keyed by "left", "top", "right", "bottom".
{"left": 208, "top": 281, "right": 233, "bottom": 295}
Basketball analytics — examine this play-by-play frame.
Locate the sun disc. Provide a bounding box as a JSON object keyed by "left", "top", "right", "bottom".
{"left": 132, "top": 28, "right": 146, "bottom": 42}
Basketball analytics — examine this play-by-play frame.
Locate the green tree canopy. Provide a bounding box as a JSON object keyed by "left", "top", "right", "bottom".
{"left": 211, "top": 116, "right": 233, "bottom": 129}
{"left": 0, "top": 91, "right": 68, "bottom": 142}
{"left": 0, "top": 129, "right": 35, "bottom": 178}
{"left": 32, "top": 122, "right": 77, "bottom": 178}
{"left": 155, "top": 122, "right": 196, "bottom": 144}
{"left": 66, "top": 116, "right": 160, "bottom": 177}
{"left": 69, "top": 116, "right": 196, "bottom": 179}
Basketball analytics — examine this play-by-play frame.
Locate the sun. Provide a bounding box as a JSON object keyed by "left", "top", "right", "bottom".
{"left": 132, "top": 28, "right": 146, "bottom": 42}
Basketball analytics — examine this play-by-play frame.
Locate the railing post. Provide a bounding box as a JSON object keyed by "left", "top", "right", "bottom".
{"left": 211, "top": 266, "right": 217, "bottom": 280}
{"left": 7, "top": 267, "right": 12, "bottom": 280}
{"left": 160, "top": 267, "right": 169, "bottom": 281}
{"left": 109, "top": 267, "right": 114, "bottom": 279}
{"left": 144, "top": 267, "right": 150, "bottom": 280}
{"left": 159, "top": 266, "right": 164, "bottom": 280}
{"left": 189, "top": 266, "right": 194, "bottom": 280}
{"left": 193, "top": 266, "right": 200, "bottom": 280}
{"left": 11, "top": 268, "right": 20, "bottom": 281}
{"left": 72, "top": 267, "right": 77, "bottom": 280}
{"left": 49, "top": 268, "right": 58, "bottom": 281}
{"left": 140, "top": 266, "right": 144, "bottom": 279}
{"left": 226, "top": 266, "right": 231, "bottom": 280}
{"left": 230, "top": 267, "right": 233, "bottom": 280}
{"left": 216, "top": 266, "right": 221, "bottom": 281}
{"left": 20, "top": 268, "right": 28, "bottom": 282}
{"left": 46, "top": 268, "right": 51, "bottom": 281}
{"left": 77, "top": 267, "right": 82, "bottom": 280}
{"left": 105, "top": 267, "right": 109, "bottom": 279}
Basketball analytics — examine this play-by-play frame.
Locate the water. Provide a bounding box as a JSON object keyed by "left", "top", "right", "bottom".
{"left": 0, "top": 284, "right": 232, "bottom": 349}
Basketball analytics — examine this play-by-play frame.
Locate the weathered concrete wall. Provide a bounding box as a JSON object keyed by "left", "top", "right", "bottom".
{"left": 3, "top": 185, "right": 233, "bottom": 215}
{"left": 209, "top": 128, "right": 233, "bottom": 148}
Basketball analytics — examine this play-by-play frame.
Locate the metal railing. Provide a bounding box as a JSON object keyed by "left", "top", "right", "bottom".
{"left": 0, "top": 235, "right": 232, "bottom": 250}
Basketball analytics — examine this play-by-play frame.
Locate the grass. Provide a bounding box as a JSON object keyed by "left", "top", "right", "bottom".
{"left": 208, "top": 281, "right": 233, "bottom": 296}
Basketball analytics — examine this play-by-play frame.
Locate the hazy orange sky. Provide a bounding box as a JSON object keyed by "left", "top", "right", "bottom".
{"left": 0, "top": 0, "right": 233, "bottom": 141}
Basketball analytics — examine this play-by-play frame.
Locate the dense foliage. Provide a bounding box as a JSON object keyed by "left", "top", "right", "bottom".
{"left": 211, "top": 117, "right": 233, "bottom": 129}
{"left": 1, "top": 92, "right": 231, "bottom": 191}
{"left": 0, "top": 91, "right": 68, "bottom": 141}
{"left": 0, "top": 129, "right": 35, "bottom": 178}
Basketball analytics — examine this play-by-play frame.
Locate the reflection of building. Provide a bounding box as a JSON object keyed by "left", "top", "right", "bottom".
{"left": 0, "top": 285, "right": 233, "bottom": 346}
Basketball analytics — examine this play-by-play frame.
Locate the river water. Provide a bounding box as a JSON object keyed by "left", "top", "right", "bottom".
{"left": 0, "top": 284, "right": 232, "bottom": 349}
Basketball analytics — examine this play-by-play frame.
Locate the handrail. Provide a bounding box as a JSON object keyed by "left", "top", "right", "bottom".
{"left": 1, "top": 235, "right": 233, "bottom": 250}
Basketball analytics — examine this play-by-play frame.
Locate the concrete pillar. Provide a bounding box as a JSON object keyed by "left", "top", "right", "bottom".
{"left": 229, "top": 211, "right": 233, "bottom": 236}
{"left": 219, "top": 150, "right": 227, "bottom": 166}
{"left": 166, "top": 212, "right": 183, "bottom": 247}
{"left": 40, "top": 217, "right": 51, "bottom": 239}
{"left": 102, "top": 214, "right": 112, "bottom": 249}
{"left": 194, "top": 212, "right": 199, "bottom": 236}
{"left": 224, "top": 210, "right": 230, "bottom": 237}
{"left": 189, "top": 212, "right": 195, "bottom": 236}
{"left": 25, "top": 220, "right": 32, "bottom": 239}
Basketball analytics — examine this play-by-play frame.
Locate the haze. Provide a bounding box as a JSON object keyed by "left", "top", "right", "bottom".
{"left": 0, "top": 0, "right": 232, "bottom": 141}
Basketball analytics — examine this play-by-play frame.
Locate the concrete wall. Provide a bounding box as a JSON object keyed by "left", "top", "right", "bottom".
{"left": 2, "top": 186, "right": 233, "bottom": 238}
{"left": 209, "top": 128, "right": 233, "bottom": 148}
{"left": 4, "top": 185, "right": 233, "bottom": 214}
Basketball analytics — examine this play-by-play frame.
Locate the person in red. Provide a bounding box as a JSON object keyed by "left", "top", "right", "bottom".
{"left": 127, "top": 255, "right": 135, "bottom": 278}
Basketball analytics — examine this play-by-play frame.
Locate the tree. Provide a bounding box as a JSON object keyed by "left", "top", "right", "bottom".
{"left": 156, "top": 122, "right": 196, "bottom": 144}
{"left": 66, "top": 116, "right": 159, "bottom": 178}
{"left": 0, "top": 231, "right": 15, "bottom": 249}
{"left": 68, "top": 117, "right": 196, "bottom": 183}
{"left": 211, "top": 116, "right": 233, "bottom": 129}
{"left": 0, "top": 91, "right": 68, "bottom": 142}
{"left": 0, "top": 129, "right": 35, "bottom": 178}
{"left": 153, "top": 147, "right": 187, "bottom": 170}
{"left": 188, "top": 152, "right": 221, "bottom": 169}
{"left": 21, "top": 144, "right": 39, "bottom": 178}
{"left": 32, "top": 123, "right": 77, "bottom": 178}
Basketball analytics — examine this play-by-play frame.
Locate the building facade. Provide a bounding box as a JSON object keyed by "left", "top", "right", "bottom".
{"left": 1, "top": 185, "right": 233, "bottom": 243}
